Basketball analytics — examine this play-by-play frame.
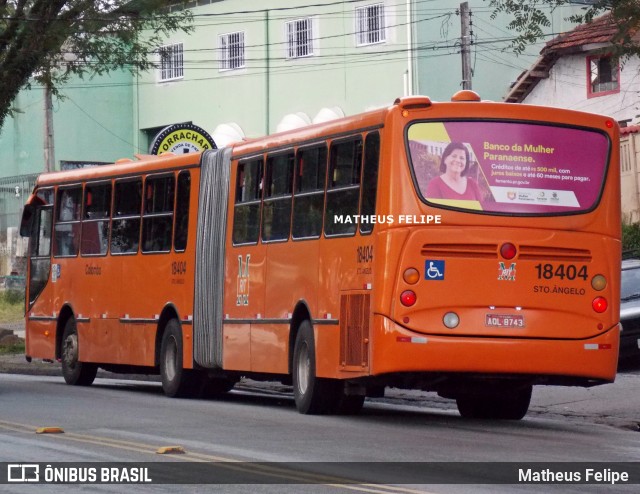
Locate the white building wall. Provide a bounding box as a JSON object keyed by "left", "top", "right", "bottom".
{"left": 621, "top": 133, "right": 640, "bottom": 223}
{"left": 522, "top": 54, "right": 640, "bottom": 123}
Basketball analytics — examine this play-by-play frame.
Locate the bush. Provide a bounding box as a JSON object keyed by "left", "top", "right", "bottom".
{"left": 2, "top": 289, "right": 25, "bottom": 305}
{"left": 623, "top": 222, "right": 640, "bottom": 256}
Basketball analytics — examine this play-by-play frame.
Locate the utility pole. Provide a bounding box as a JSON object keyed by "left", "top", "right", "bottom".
{"left": 43, "top": 77, "right": 55, "bottom": 173}
{"left": 460, "top": 2, "right": 472, "bottom": 90}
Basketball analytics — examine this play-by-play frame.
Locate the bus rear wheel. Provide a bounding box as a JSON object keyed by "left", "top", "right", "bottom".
{"left": 160, "top": 319, "right": 196, "bottom": 398}
{"left": 456, "top": 383, "right": 532, "bottom": 420}
{"left": 61, "top": 318, "right": 97, "bottom": 386}
{"left": 293, "top": 321, "right": 341, "bottom": 414}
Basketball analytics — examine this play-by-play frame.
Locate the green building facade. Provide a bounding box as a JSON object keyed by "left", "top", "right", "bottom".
{"left": 0, "top": 0, "right": 589, "bottom": 275}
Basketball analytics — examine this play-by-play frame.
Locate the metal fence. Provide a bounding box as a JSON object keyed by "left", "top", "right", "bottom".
{"left": 0, "top": 173, "right": 39, "bottom": 276}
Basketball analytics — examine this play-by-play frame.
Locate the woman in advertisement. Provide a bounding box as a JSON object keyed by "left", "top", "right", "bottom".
{"left": 425, "top": 141, "right": 483, "bottom": 201}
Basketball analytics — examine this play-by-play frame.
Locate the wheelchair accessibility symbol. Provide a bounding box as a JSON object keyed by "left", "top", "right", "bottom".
{"left": 425, "top": 260, "right": 445, "bottom": 280}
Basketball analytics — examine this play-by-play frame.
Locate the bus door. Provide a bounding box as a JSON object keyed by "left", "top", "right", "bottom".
{"left": 222, "top": 154, "right": 265, "bottom": 372}
{"left": 20, "top": 188, "right": 55, "bottom": 358}
{"left": 258, "top": 150, "right": 296, "bottom": 374}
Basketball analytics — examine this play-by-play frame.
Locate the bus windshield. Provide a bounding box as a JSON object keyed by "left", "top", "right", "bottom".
{"left": 407, "top": 120, "right": 610, "bottom": 214}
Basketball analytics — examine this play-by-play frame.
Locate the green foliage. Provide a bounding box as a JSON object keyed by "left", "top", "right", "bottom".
{"left": 0, "top": 290, "right": 24, "bottom": 322}
{"left": 622, "top": 222, "right": 640, "bottom": 255}
{"left": 487, "top": 0, "right": 640, "bottom": 57}
{"left": 0, "top": 340, "right": 25, "bottom": 355}
{"left": 0, "top": 1, "right": 193, "bottom": 130}
{"left": 2, "top": 289, "right": 24, "bottom": 306}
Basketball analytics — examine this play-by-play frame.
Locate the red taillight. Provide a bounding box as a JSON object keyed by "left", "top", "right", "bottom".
{"left": 400, "top": 290, "right": 417, "bottom": 307}
{"left": 500, "top": 242, "right": 517, "bottom": 260}
{"left": 592, "top": 297, "right": 608, "bottom": 313}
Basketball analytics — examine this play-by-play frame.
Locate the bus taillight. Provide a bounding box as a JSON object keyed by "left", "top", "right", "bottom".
{"left": 592, "top": 297, "right": 608, "bottom": 313}
{"left": 400, "top": 290, "right": 417, "bottom": 307}
{"left": 500, "top": 242, "right": 517, "bottom": 260}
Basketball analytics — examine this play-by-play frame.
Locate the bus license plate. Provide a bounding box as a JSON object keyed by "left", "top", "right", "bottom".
{"left": 485, "top": 314, "right": 525, "bottom": 328}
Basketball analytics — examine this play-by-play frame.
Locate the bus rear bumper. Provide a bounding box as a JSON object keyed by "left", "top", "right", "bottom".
{"left": 370, "top": 315, "right": 619, "bottom": 385}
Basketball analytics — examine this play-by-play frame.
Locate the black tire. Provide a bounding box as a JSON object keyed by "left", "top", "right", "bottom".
{"left": 160, "top": 319, "right": 196, "bottom": 398}
{"left": 456, "top": 384, "right": 532, "bottom": 420}
{"left": 292, "top": 320, "right": 341, "bottom": 414}
{"left": 60, "top": 317, "right": 97, "bottom": 386}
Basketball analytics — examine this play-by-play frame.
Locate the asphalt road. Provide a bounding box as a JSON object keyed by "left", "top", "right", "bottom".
{"left": 1, "top": 365, "right": 640, "bottom": 493}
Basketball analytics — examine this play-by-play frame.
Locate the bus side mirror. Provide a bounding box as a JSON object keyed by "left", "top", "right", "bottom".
{"left": 20, "top": 204, "right": 34, "bottom": 237}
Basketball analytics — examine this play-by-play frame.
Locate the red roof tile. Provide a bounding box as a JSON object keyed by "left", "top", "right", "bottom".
{"left": 543, "top": 14, "right": 623, "bottom": 54}
{"left": 621, "top": 125, "right": 640, "bottom": 135}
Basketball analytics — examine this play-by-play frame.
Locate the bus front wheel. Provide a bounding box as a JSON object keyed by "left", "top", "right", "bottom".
{"left": 61, "top": 318, "right": 97, "bottom": 386}
{"left": 293, "top": 321, "right": 341, "bottom": 414}
{"left": 456, "top": 383, "right": 532, "bottom": 420}
{"left": 160, "top": 319, "right": 195, "bottom": 398}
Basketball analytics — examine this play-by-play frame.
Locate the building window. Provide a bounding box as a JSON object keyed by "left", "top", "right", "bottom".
{"left": 355, "top": 3, "right": 386, "bottom": 46}
{"left": 158, "top": 43, "right": 184, "bottom": 82}
{"left": 587, "top": 54, "right": 619, "bottom": 97}
{"left": 220, "top": 32, "right": 245, "bottom": 70}
{"left": 286, "top": 18, "right": 314, "bottom": 58}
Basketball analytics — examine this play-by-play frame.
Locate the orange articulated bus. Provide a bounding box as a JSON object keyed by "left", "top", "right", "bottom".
{"left": 20, "top": 91, "right": 621, "bottom": 419}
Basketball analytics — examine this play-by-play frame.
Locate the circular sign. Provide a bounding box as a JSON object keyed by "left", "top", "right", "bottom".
{"left": 149, "top": 123, "right": 216, "bottom": 155}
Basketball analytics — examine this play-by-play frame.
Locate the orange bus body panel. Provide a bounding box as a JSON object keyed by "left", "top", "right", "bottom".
{"left": 22, "top": 96, "right": 620, "bottom": 403}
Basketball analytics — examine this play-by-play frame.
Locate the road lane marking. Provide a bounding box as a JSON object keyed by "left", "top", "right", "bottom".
{"left": 0, "top": 419, "right": 436, "bottom": 493}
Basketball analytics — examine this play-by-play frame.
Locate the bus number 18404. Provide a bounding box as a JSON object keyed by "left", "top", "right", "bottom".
{"left": 535, "top": 263, "right": 587, "bottom": 281}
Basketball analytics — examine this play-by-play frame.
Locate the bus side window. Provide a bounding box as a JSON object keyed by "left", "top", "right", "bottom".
{"left": 360, "top": 131, "right": 380, "bottom": 234}
{"left": 325, "top": 138, "right": 362, "bottom": 236}
{"left": 233, "top": 158, "right": 263, "bottom": 245}
{"left": 174, "top": 171, "right": 191, "bottom": 252}
{"left": 111, "top": 179, "right": 142, "bottom": 254}
{"left": 293, "top": 145, "right": 327, "bottom": 239}
{"left": 262, "top": 152, "right": 294, "bottom": 242}
{"left": 82, "top": 182, "right": 111, "bottom": 256}
{"left": 53, "top": 186, "right": 82, "bottom": 257}
{"left": 142, "top": 175, "right": 175, "bottom": 253}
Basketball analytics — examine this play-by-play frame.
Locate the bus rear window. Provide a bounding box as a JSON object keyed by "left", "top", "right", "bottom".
{"left": 407, "top": 121, "right": 610, "bottom": 214}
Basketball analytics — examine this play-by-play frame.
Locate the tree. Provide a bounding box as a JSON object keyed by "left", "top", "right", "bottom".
{"left": 0, "top": 1, "right": 192, "bottom": 131}
{"left": 487, "top": 0, "right": 640, "bottom": 55}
